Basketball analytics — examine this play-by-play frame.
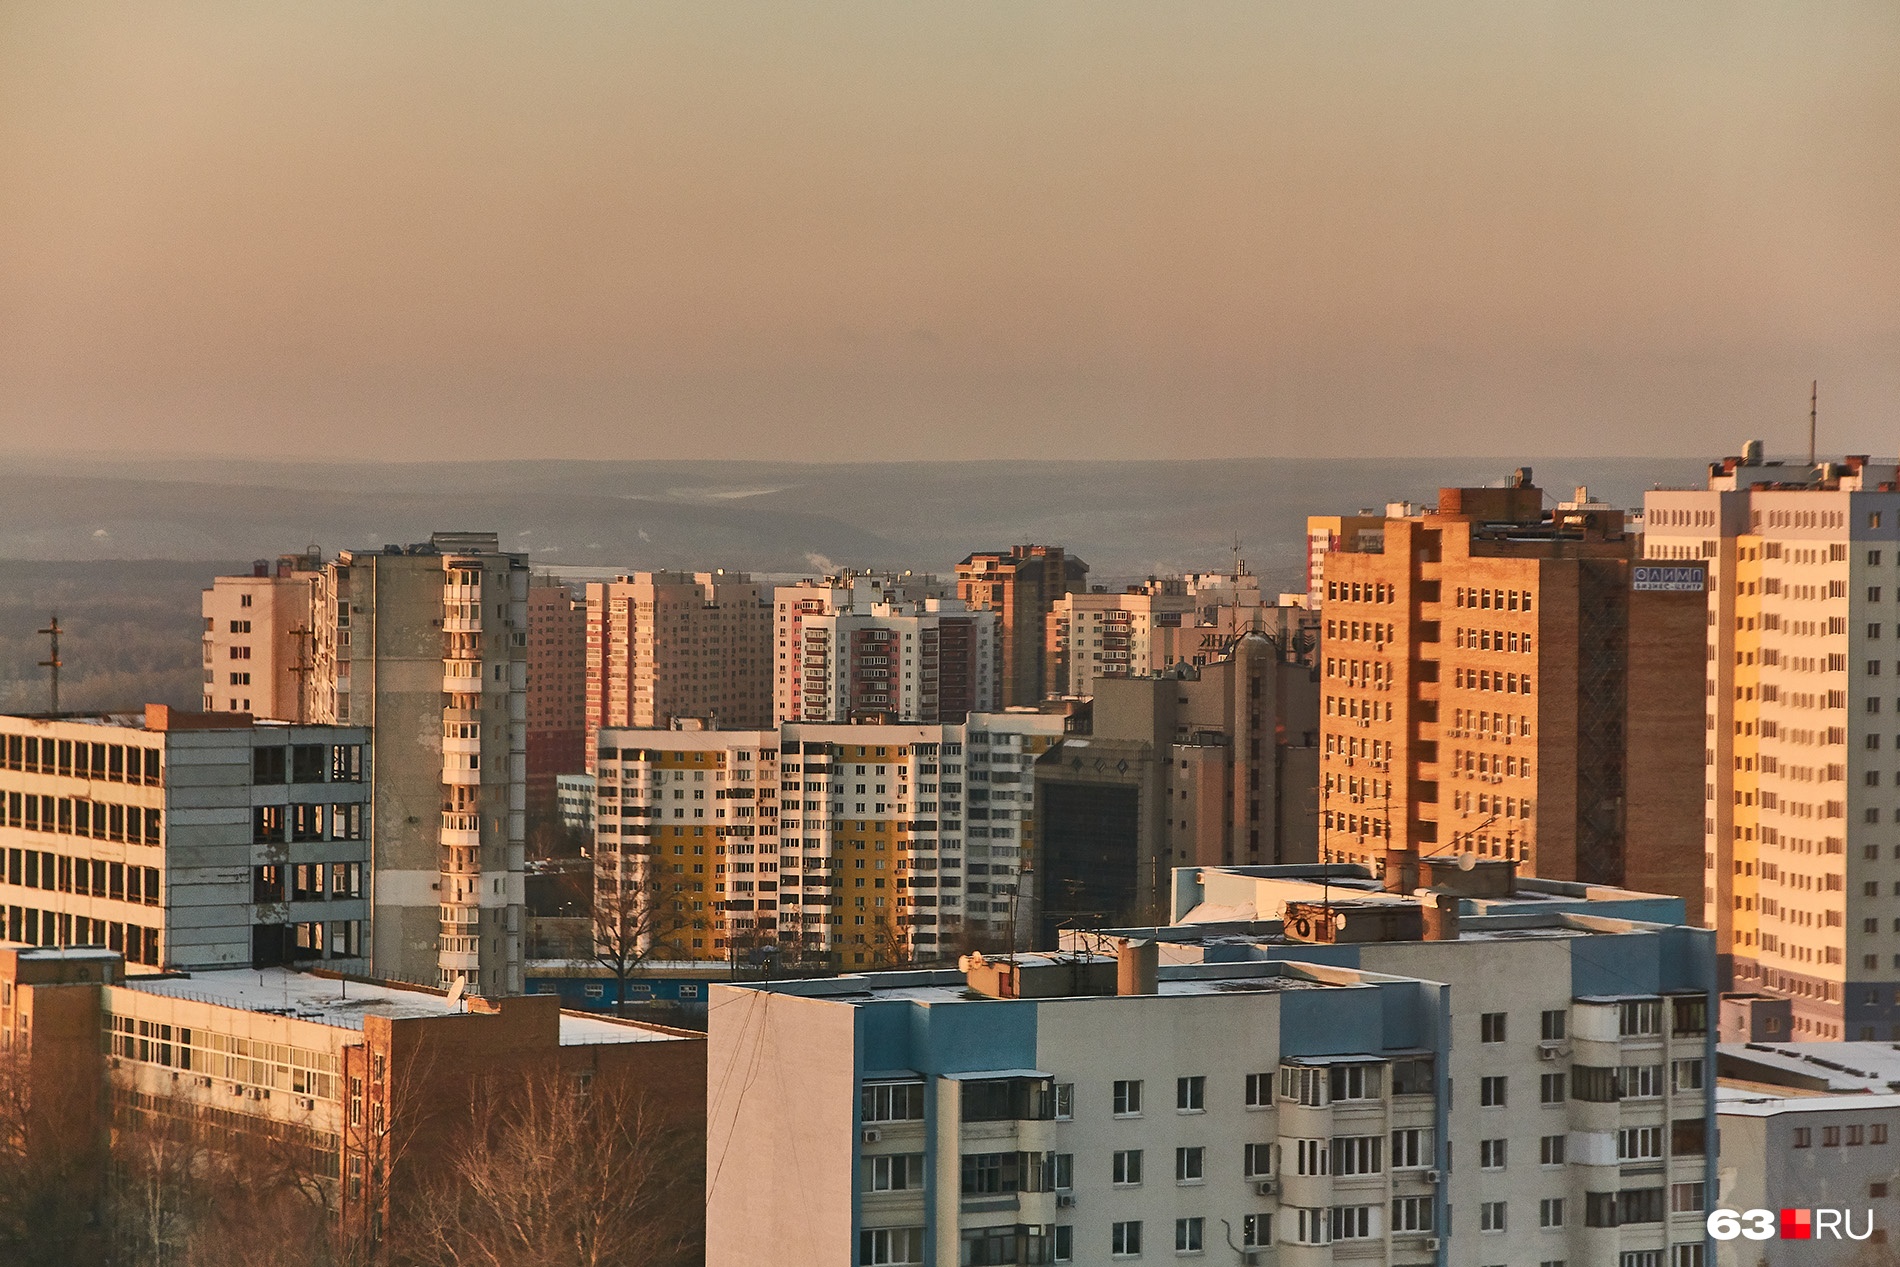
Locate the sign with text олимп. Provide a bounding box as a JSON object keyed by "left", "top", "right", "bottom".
{"left": 1632, "top": 564, "right": 1706, "bottom": 593}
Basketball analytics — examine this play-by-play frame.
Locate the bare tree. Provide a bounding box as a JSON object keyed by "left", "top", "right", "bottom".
{"left": 593, "top": 847, "right": 689, "bottom": 1017}
{"left": 397, "top": 1066, "right": 702, "bottom": 1267}
{"left": 0, "top": 1039, "right": 100, "bottom": 1266}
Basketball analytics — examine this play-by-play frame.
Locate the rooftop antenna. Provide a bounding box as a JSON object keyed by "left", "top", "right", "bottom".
{"left": 37, "top": 614, "right": 62, "bottom": 713}
{"left": 1809, "top": 380, "right": 1818, "bottom": 469}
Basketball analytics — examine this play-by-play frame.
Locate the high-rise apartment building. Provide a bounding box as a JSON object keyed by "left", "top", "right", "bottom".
{"left": 200, "top": 549, "right": 324, "bottom": 719}
{"left": 592, "top": 713, "right": 1067, "bottom": 968}
{"left": 526, "top": 580, "right": 586, "bottom": 813}
{"left": 1317, "top": 476, "right": 1706, "bottom": 920}
{"left": 790, "top": 599, "right": 997, "bottom": 724}
{"left": 1645, "top": 443, "right": 1900, "bottom": 1040}
{"left": 774, "top": 573, "right": 953, "bottom": 723}
{"left": 310, "top": 533, "right": 529, "bottom": 996}
{"left": 709, "top": 862, "right": 1714, "bottom": 1267}
{"left": 0, "top": 706, "right": 369, "bottom": 972}
{"left": 584, "top": 572, "right": 772, "bottom": 756}
{"left": 957, "top": 546, "right": 1088, "bottom": 707}
{"left": 1034, "top": 627, "right": 1321, "bottom": 938}
{"left": 1306, "top": 512, "right": 1391, "bottom": 605}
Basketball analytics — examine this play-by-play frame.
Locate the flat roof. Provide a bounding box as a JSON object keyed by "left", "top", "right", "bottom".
{"left": 126, "top": 969, "right": 687, "bottom": 1044}
{"left": 745, "top": 960, "right": 1359, "bottom": 1005}
{"left": 1719, "top": 1089, "right": 1900, "bottom": 1119}
{"left": 1719, "top": 1041, "right": 1900, "bottom": 1094}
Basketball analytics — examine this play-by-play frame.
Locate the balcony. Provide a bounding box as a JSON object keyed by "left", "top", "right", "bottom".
{"left": 440, "top": 812, "right": 481, "bottom": 848}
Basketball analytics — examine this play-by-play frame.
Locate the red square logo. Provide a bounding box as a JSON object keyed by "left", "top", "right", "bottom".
{"left": 1781, "top": 1209, "right": 1812, "bottom": 1239}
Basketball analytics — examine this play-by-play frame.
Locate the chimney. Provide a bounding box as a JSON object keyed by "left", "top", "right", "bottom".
{"left": 1382, "top": 847, "right": 1419, "bottom": 895}
{"left": 1420, "top": 892, "right": 1461, "bottom": 941}
{"left": 1116, "top": 938, "right": 1158, "bottom": 996}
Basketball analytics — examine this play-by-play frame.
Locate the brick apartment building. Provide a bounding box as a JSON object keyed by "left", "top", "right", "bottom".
{"left": 957, "top": 546, "right": 1088, "bottom": 707}
{"left": 527, "top": 580, "right": 587, "bottom": 813}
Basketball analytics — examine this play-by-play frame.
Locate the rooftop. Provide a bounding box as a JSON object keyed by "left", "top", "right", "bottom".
{"left": 1718, "top": 1041, "right": 1900, "bottom": 1096}
{"left": 126, "top": 968, "right": 688, "bottom": 1045}
{"left": 734, "top": 957, "right": 1370, "bottom": 1006}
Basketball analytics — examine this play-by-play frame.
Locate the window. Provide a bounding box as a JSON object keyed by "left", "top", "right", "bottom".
{"left": 1329, "top": 1206, "right": 1372, "bottom": 1240}
{"left": 1174, "top": 1218, "right": 1203, "bottom": 1254}
{"left": 1113, "top": 1080, "right": 1143, "bottom": 1116}
{"left": 1572, "top": 1064, "right": 1619, "bottom": 1103}
{"left": 961, "top": 1153, "right": 1025, "bottom": 1195}
{"left": 1670, "top": 1182, "right": 1705, "bottom": 1213}
{"left": 1329, "top": 1064, "right": 1382, "bottom": 1101}
{"left": 1480, "top": 1202, "right": 1507, "bottom": 1233}
{"left": 1390, "top": 1056, "right": 1433, "bottom": 1096}
{"left": 1670, "top": 995, "right": 1708, "bottom": 1036}
{"left": 1113, "top": 1150, "right": 1144, "bottom": 1186}
{"left": 1671, "top": 1059, "right": 1703, "bottom": 1092}
{"left": 1244, "top": 1072, "right": 1272, "bottom": 1107}
{"left": 1481, "top": 1011, "right": 1507, "bottom": 1043}
{"left": 1293, "top": 1209, "right": 1330, "bottom": 1246}
{"left": 1240, "top": 1215, "right": 1272, "bottom": 1250}
{"left": 1540, "top": 1198, "right": 1565, "bottom": 1229}
{"left": 1391, "top": 1128, "right": 1429, "bottom": 1169}
{"left": 1541, "top": 1009, "right": 1567, "bottom": 1040}
{"left": 1619, "top": 1000, "right": 1662, "bottom": 1036}
{"left": 1053, "top": 1083, "right": 1073, "bottom": 1119}
{"left": 1112, "top": 1222, "right": 1142, "bottom": 1257}
{"left": 1243, "top": 1143, "right": 1274, "bottom": 1178}
{"left": 1617, "top": 1126, "right": 1663, "bottom": 1161}
{"left": 961, "top": 1077, "right": 1055, "bottom": 1122}
{"left": 1793, "top": 1127, "right": 1811, "bottom": 1148}
{"left": 859, "top": 1227, "right": 924, "bottom": 1265}
{"left": 1480, "top": 1138, "right": 1507, "bottom": 1170}
{"left": 1175, "top": 1147, "right": 1204, "bottom": 1184}
{"left": 1618, "top": 1064, "right": 1663, "bottom": 1099}
{"left": 1540, "top": 1073, "right": 1566, "bottom": 1104}
{"left": 1480, "top": 1076, "right": 1507, "bottom": 1107}
{"left": 866, "top": 1154, "right": 924, "bottom": 1192}
{"left": 1391, "top": 1196, "right": 1433, "bottom": 1232}
{"left": 861, "top": 1082, "right": 925, "bottom": 1122}
{"left": 1176, "top": 1076, "right": 1204, "bottom": 1112}
{"left": 1295, "top": 1138, "right": 1329, "bottom": 1176}
{"left": 1670, "top": 1247, "right": 1705, "bottom": 1267}
{"left": 1332, "top": 1135, "right": 1382, "bottom": 1175}
{"left": 1875, "top": 1124, "right": 1890, "bottom": 1145}
{"left": 1052, "top": 1227, "right": 1073, "bottom": 1263}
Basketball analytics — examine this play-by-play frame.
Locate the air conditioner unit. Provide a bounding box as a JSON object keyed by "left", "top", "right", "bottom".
{"left": 1055, "top": 1194, "right": 1076, "bottom": 1209}
{"left": 1425, "top": 1237, "right": 1442, "bottom": 1251}
{"left": 1253, "top": 1179, "right": 1277, "bottom": 1196}
{"left": 1538, "top": 1043, "right": 1569, "bottom": 1061}
{"left": 861, "top": 1128, "right": 882, "bottom": 1144}
{"left": 1424, "top": 1169, "right": 1442, "bottom": 1184}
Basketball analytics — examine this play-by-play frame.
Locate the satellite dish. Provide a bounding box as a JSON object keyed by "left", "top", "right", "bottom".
{"left": 1457, "top": 854, "right": 1477, "bottom": 872}
{"left": 446, "top": 978, "right": 466, "bottom": 1011}
{"left": 1333, "top": 912, "right": 1348, "bottom": 930}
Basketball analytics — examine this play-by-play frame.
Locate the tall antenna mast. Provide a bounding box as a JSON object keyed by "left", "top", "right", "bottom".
{"left": 37, "top": 614, "right": 62, "bottom": 713}
{"left": 1809, "top": 380, "right": 1818, "bottom": 468}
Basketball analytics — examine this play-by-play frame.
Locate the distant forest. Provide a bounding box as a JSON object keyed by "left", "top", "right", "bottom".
{"left": 0, "top": 561, "right": 233, "bottom": 715}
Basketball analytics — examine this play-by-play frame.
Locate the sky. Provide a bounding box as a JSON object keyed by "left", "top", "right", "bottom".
{"left": 1, "top": 2, "right": 1896, "bottom": 462}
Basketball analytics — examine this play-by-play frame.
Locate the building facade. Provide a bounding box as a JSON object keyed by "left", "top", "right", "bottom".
{"left": 584, "top": 572, "right": 773, "bottom": 752}
{"left": 0, "top": 706, "right": 370, "bottom": 973}
{"left": 710, "top": 864, "right": 1716, "bottom": 1267}
{"left": 956, "top": 546, "right": 1088, "bottom": 708}
{"left": 790, "top": 599, "right": 998, "bottom": 724}
{"left": 527, "top": 580, "right": 587, "bottom": 814}
{"left": 1645, "top": 443, "right": 1900, "bottom": 1040}
{"left": 593, "top": 713, "right": 1068, "bottom": 969}
{"left": 200, "top": 550, "right": 324, "bottom": 719}
{"left": 310, "top": 533, "right": 529, "bottom": 996}
{"left": 1317, "top": 476, "right": 1706, "bottom": 922}
{"left": 774, "top": 573, "right": 955, "bottom": 724}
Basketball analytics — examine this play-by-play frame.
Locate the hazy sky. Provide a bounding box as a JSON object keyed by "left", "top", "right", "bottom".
{"left": 2, "top": 2, "right": 1895, "bottom": 461}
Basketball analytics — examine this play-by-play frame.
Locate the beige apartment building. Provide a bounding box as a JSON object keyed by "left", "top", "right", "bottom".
{"left": 1317, "top": 476, "right": 1706, "bottom": 922}
{"left": 957, "top": 545, "right": 1088, "bottom": 707}
{"left": 309, "top": 533, "right": 529, "bottom": 997}
{"left": 790, "top": 599, "right": 997, "bottom": 724}
{"left": 200, "top": 549, "right": 324, "bottom": 719}
{"left": 773, "top": 572, "right": 954, "bottom": 722}
{"left": 583, "top": 572, "right": 772, "bottom": 759}
{"left": 1646, "top": 442, "right": 1900, "bottom": 1040}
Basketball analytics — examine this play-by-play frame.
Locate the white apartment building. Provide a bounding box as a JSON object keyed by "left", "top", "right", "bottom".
{"left": 709, "top": 869, "right": 1717, "bottom": 1267}
{"left": 792, "top": 600, "right": 998, "bottom": 724}
{"left": 0, "top": 706, "right": 370, "bottom": 972}
{"left": 593, "top": 712, "right": 1068, "bottom": 968}
{"left": 200, "top": 550, "right": 324, "bottom": 719}
{"left": 1644, "top": 443, "right": 1900, "bottom": 1039}
{"left": 310, "top": 533, "right": 529, "bottom": 997}
{"left": 1047, "top": 573, "right": 1305, "bottom": 699}
{"left": 773, "top": 573, "right": 958, "bottom": 722}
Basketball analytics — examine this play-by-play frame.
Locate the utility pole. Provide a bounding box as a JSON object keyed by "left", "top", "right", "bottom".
{"left": 37, "top": 614, "right": 62, "bottom": 713}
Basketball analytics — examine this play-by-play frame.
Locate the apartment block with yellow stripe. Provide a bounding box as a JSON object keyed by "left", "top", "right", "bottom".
{"left": 594, "top": 713, "right": 1068, "bottom": 969}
